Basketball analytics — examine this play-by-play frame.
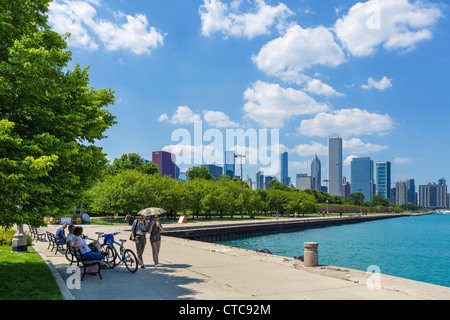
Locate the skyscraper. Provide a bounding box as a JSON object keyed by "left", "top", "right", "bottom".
{"left": 376, "top": 161, "right": 391, "bottom": 202}
{"left": 395, "top": 180, "right": 407, "bottom": 206}
{"left": 296, "top": 173, "right": 312, "bottom": 191}
{"left": 224, "top": 151, "right": 235, "bottom": 179}
{"left": 152, "top": 151, "right": 176, "bottom": 178}
{"left": 418, "top": 182, "right": 448, "bottom": 208}
{"left": 256, "top": 171, "right": 264, "bottom": 190}
{"left": 328, "top": 137, "right": 342, "bottom": 196}
{"left": 405, "top": 179, "right": 415, "bottom": 204}
{"left": 201, "top": 164, "right": 223, "bottom": 180}
{"left": 351, "top": 157, "right": 374, "bottom": 201}
{"left": 280, "top": 151, "right": 290, "bottom": 186}
{"left": 311, "top": 154, "right": 321, "bottom": 191}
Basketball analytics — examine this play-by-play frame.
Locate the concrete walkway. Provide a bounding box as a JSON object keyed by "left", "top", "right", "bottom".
{"left": 32, "top": 222, "right": 450, "bottom": 300}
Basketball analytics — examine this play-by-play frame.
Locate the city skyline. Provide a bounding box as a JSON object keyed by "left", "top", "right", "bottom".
{"left": 46, "top": 0, "right": 450, "bottom": 188}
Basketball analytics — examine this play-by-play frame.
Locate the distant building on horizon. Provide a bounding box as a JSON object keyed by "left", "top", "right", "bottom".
{"left": 256, "top": 171, "right": 264, "bottom": 190}
{"left": 328, "top": 137, "right": 343, "bottom": 196}
{"left": 418, "top": 181, "right": 448, "bottom": 208}
{"left": 281, "top": 151, "right": 290, "bottom": 187}
{"left": 342, "top": 176, "right": 351, "bottom": 199}
{"left": 376, "top": 161, "right": 391, "bottom": 202}
{"left": 201, "top": 164, "right": 223, "bottom": 180}
{"left": 296, "top": 173, "right": 312, "bottom": 191}
{"left": 311, "top": 154, "right": 321, "bottom": 192}
{"left": 351, "top": 157, "right": 374, "bottom": 201}
{"left": 406, "top": 179, "right": 415, "bottom": 204}
{"left": 395, "top": 180, "right": 407, "bottom": 206}
{"left": 152, "top": 151, "right": 176, "bottom": 178}
{"left": 224, "top": 151, "right": 235, "bottom": 179}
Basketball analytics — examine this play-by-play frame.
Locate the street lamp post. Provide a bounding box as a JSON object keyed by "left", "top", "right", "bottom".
{"left": 235, "top": 154, "right": 246, "bottom": 219}
{"left": 359, "top": 189, "right": 363, "bottom": 216}
{"left": 323, "top": 180, "right": 329, "bottom": 216}
{"left": 12, "top": 205, "right": 27, "bottom": 252}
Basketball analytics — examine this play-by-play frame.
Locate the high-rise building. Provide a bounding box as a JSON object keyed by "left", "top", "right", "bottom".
{"left": 328, "top": 137, "right": 343, "bottom": 196}
{"left": 419, "top": 181, "right": 448, "bottom": 208}
{"left": 342, "top": 176, "right": 351, "bottom": 199}
{"left": 376, "top": 161, "right": 391, "bottom": 202}
{"left": 201, "top": 164, "right": 223, "bottom": 180}
{"left": 281, "top": 151, "right": 290, "bottom": 186}
{"left": 224, "top": 151, "right": 235, "bottom": 179}
{"left": 311, "top": 154, "right": 321, "bottom": 191}
{"left": 351, "top": 157, "right": 374, "bottom": 201}
{"left": 256, "top": 171, "right": 264, "bottom": 190}
{"left": 296, "top": 174, "right": 312, "bottom": 191}
{"left": 245, "top": 175, "right": 252, "bottom": 189}
{"left": 395, "top": 180, "right": 407, "bottom": 206}
{"left": 152, "top": 151, "right": 176, "bottom": 178}
{"left": 265, "top": 176, "right": 277, "bottom": 189}
{"left": 405, "top": 179, "right": 415, "bottom": 204}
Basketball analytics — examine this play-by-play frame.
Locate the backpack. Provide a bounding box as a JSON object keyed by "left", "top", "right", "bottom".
{"left": 103, "top": 233, "right": 114, "bottom": 245}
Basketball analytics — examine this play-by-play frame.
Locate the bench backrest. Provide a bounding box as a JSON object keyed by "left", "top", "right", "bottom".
{"left": 46, "top": 231, "right": 56, "bottom": 241}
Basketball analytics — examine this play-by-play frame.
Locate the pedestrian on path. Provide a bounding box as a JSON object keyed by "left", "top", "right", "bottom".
{"left": 131, "top": 214, "right": 150, "bottom": 268}
{"left": 148, "top": 214, "right": 164, "bottom": 267}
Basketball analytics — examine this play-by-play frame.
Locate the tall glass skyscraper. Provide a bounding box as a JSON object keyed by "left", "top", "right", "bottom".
{"left": 280, "top": 151, "right": 290, "bottom": 186}
{"left": 351, "top": 157, "right": 374, "bottom": 201}
{"left": 256, "top": 171, "right": 264, "bottom": 190}
{"left": 224, "top": 151, "right": 235, "bottom": 179}
{"left": 328, "top": 137, "right": 342, "bottom": 196}
{"left": 376, "top": 161, "right": 391, "bottom": 202}
{"left": 406, "top": 179, "right": 415, "bottom": 204}
{"left": 311, "top": 154, "right": 321, "bottom": 191}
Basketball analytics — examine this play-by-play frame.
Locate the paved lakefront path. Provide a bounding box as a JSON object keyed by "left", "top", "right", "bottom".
{"left": 32, "top": 217, "right": 450, "bottom": 300}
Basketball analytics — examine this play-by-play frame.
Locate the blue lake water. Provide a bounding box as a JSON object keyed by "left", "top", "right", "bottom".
{"left": 217, "top": 214, "right": 450, "bottom": 287}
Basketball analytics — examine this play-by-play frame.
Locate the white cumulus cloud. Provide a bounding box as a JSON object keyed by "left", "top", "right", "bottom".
{"left": 361, "top": 76, "right": 393, "bottom": 90}
{"left": 334, "top": 0, "right": 444, "bottom": 57}
{"left": 243, "top": 81, "right": 330, "bottom": 128}
{"left": 298, "top": 108, "right": 395, "bottom": 138}
{"left": 252, "top": 25, "right": 346, "bottom": 82}
{"left": 203, "top": 110, "right": 239, "bottom": 128}
{"left": 199, "top": 0, "right": 293, "bottom": 39}
{"left": 48, "top": 0, "right": 165, "bottom": 55}
{"left": 159, "top": 106, "right": 201, "bottom": 125}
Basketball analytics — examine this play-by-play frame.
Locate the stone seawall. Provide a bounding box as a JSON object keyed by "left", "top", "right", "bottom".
{"left": 164, "top": 213, "right": 417, "bottom": 242}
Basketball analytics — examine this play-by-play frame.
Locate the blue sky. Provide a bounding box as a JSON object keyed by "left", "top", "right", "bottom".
{"left": 48, "top": 0, "right": 450, "bottom": 188}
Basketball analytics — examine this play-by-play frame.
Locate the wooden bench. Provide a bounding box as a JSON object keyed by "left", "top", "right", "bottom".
{"left": 46, "top": 231, "right": 66, "bottom": 255}
{"left": 68, "top": 245, "right": 103, "bottom": 280}
{"left": 28, "top": 226, "right": 46, "bottom": 241}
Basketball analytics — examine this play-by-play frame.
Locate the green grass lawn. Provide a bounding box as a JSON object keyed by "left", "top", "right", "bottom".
{"left": 0, "top": 246, "right": 64, "bottom": 300}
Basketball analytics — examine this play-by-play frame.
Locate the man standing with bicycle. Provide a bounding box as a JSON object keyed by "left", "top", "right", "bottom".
{"left": 130, "top": 214, "right": 150, "bottom": 269}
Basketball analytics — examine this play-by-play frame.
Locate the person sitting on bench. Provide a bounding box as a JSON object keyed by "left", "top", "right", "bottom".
{"left": 55, "top": 222, "right": 68, "bottom": 244}
{"left": 73, "top": 227, "right": 109, "bottom": 271}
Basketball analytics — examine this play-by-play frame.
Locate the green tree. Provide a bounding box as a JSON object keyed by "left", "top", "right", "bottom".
{"left": 186, "top": 166, "right": 215, "bottom": 181}
{"left": 348, "top": 192, "right": 365, "bottom": 206}
{"left": 0, "top": 0, "right": 116, "bottom": 227}
{"left": 90, "top": 170, "right": 154, "bottom": 215}
{"left": 371, "top": 195, "right": 390, "bottom": 207}
{"left": 107, "top": 153, "right": 158, "bottom": 176}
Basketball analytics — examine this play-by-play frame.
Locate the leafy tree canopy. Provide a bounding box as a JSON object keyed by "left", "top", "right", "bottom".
{"left": 0, "top": 0, "right": 116, "bottom": 227}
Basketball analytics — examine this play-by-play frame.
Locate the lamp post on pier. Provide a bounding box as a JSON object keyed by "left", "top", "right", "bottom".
{"left": 235, "top": 154, "right": 246, "bottom": 219}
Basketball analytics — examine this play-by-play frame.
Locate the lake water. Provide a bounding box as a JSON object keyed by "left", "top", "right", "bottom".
{"left": 217, "top": 213, "right": 450, "bottom": 287}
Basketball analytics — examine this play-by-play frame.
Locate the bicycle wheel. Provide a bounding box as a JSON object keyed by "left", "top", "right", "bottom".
{"left": 101, "top": 244, "right": 116, "bottom": 268}
{"left": 123, "top": 249, "right": 138, "bottom": 273}
{"left": 65, "top": 247, "right": 72, "bottom": 263}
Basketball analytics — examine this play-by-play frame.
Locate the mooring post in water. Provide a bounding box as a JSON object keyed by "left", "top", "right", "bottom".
{"left": 304, "top": 242, "right": 319, "bottom": 267}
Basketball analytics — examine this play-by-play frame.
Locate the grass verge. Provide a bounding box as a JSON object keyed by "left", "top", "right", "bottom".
{"left": 0, "top": 246, "right": 64, "bottom": 300}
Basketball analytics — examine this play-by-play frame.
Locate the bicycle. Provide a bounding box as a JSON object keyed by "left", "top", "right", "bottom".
{"left": 97, "top": 232, "right": 139, "bottom": 273}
